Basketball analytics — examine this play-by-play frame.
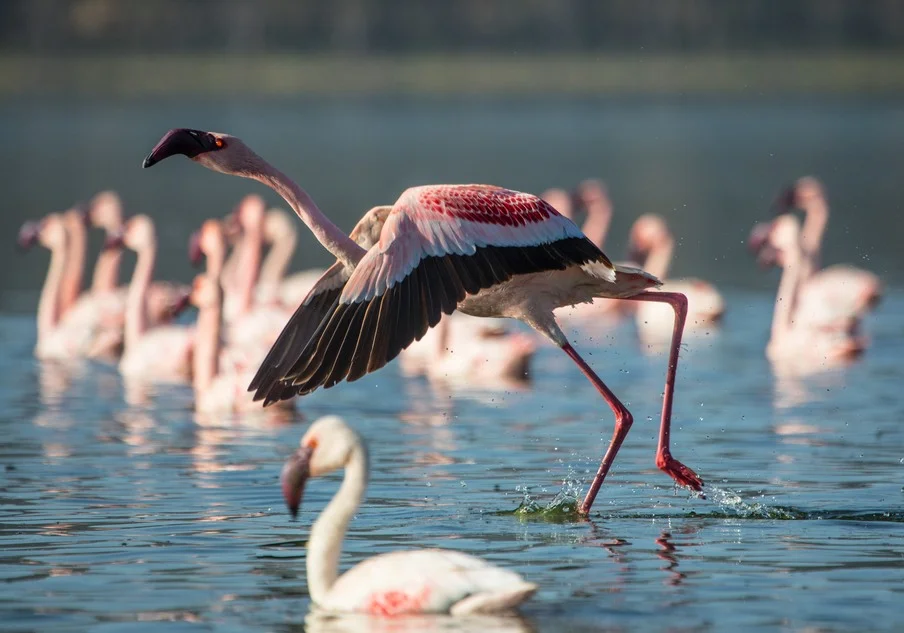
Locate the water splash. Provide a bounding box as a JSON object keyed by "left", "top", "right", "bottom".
{"left": 699, "top": 486, "right": 808, "bottom": 520}
{"left": 504, "top": 470, "right": 586, "bottom": 522}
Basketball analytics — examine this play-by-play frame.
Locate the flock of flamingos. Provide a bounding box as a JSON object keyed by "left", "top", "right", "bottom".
{"left": 17, "top": 128, "right": 883, "bottom": 617}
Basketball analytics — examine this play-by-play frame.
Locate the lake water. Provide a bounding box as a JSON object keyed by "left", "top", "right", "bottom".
{"left": 2, "top": 96, "right": 904, "bottom": 631}
{"left": 2, "top": 287, "right": 903, "bottom": 632}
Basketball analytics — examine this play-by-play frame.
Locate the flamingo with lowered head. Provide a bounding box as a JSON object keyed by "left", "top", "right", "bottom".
{"left": 771, "top": 177, "right": 882, "bottom": 325}
{"left": 753, "top": 214, "right": 866, "bottom": 369}
{"left": 143, "top": 128, "right": 703, "bottom": 515}
{"left": 628, "top": 214, "right": 725, "bottom": 341}
{"left": 114, "top": 215, "right": 194, "bottom": 381}
{"left": 281, "top": 415, "right": 537, "bottom": 615}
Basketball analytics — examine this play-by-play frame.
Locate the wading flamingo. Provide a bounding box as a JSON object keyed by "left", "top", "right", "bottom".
{"left": 114, "top": 215, "right": 194, "bottom": 381}
{"left": 257, "top": 207, "right": 326, "bottom": 307}
{"left": 143, "top": 128, "right": 703, "bottom": 514}
{"left": 628, "top": 215, "right": 725, "bottom": 341}
{"left": 399, "top": 313, "right": 535, "bottom": 388}
{"left": 544, "top": 182, "right": 628, "bottom": 323}
{"left": 281, "top": 415, "right": 537, "bottom": 615}
{"left": 772, "top": 177, "right": 882, "bottom": 324}
{"left": 18, "top": 214, "right": 109, "bottom": 359}
{"left": 754, "top": 214, "right": 865, "bottom": 370}
{"left": 87, "top": 191, "right": 192, "bottom": 325}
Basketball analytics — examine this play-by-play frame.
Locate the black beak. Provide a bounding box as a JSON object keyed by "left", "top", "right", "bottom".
{"left": 143, "top": 128, "right": 218, "bottom": 168}
{"left": 104, "top": 228, "right": 125, "bottom": 250}
{"left": 770, "top": 185, "right": 797, "bottom": 216}
{"left": 281, "top": 445, "right": 314, "bottom": 519}
{"left": 188, "top": 230, "right": 204, "bottom": 267}
{"left": 17, "top": 221, "right": 41, "bottom": 251}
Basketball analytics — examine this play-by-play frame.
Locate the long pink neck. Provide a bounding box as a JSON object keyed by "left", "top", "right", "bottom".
{"left": 643, "top": 237, "right": 674, "bottom": 280}
{"left": 193, "top": 289, "right": 221, "bottom": 396}
{"left": 249, "top": 161, "right": 365, "bottom": 268}
{"left": 59, "top": 219, "right": 86, "bottom": 314}
{"left": 799, "top": 195, "right": 828, "bottom": 279}
{"left": 37, "top": 239, "right": 67, "bottom": 342}
{"left": 259, "top": 224, "right": 296, "bottom": 289}
{"left": 771, "top": 236, "right": 803, "bottom": 343}
{"left": 125, "top": 242, "right": 155, "bottom": 350}
{"left": 91, "top": 233, "right": 122, "bottom": 294}
{"left": 235, "top": 226, "right": 262, "bottom": 314}
{"left": 580, "top": 199, "right": 611, "bottom": 249}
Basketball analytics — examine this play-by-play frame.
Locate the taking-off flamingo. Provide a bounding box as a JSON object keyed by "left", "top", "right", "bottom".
{"left": 281, "top": 415, "right": 537, "bottom": 615}
{"left": 143, "top": 128, "right": 703, "bottom": 515}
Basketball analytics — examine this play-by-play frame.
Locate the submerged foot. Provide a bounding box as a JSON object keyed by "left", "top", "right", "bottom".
{"left": 657, "top": 452, "right": 704, "bottom": 493}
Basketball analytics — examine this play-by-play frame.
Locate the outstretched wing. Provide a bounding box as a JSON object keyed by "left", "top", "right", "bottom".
{"left": 278, "top": 185, "right": 611, "bottom": 397}
{"left": 248, "top": 261, "right": 348, "bottom": 405}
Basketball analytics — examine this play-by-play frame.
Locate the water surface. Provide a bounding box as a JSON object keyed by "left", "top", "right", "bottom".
{"left": 2, "top": 291, "right": 903, "bottom": 632}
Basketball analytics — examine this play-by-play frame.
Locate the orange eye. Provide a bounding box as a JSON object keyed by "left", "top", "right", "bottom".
{"left": 304, "top": 436, "right": 319, "bottom": 449}
{"left": 215, "top": 138, "right": 224, "bottom": 148}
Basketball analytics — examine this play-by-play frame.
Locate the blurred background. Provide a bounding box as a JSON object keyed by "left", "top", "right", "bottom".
{"left": 2, "top": 0, "right": 903, "bottom": 310}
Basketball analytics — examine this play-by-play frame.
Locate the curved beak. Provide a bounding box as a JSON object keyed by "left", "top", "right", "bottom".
{"left": 281, "top": 445, "right": 314, "bottom": 519}
{"left": 103, "top": 228, "right": 125, "bottom": 250}
{"left": 17, "top": 221, "right": 41, "bottom": 251}
{"left": 142, "top": 128, "right": 216, "bottom": 168}
{"left": 188, "top": 230, "right": 203, "bottom": 267}
{"left": 167, "top": 289, "right": 193, "bottom": 319}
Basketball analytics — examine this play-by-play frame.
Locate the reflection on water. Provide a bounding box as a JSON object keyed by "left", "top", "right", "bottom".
{"left": 1, "top": 292, "right": 903, "bottom": 632}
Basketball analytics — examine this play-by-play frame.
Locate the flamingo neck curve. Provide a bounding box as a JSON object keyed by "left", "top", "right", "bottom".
{"left": 91, "top": 229, "right": 122, "bottom": 295}
{"left": 771, "top": 235, "right": 803, "bottom": 344}
{"left": 306, "top": 443, "right": 369, "bottom": 605}
{"left": 245, "top": 159, "right": 366, "bottom": 269}
{"left": 192, "top": 289, "right": 221, "bottom": 397}
{"left": 124, "top": 240, "right": 155, "bottom": 352}
{"left": 642, "top": 236, "right": 674, "bottom": 281}
{"left": 60, "top": 216, "right": 87, "bottom": 314}
{"left": 37, "top": 237, "right": 68, "bottom": 343}
{"left": 799, "top": 194, "right": 828, "bottom": 279}
{"left": 258, "top": 221, "right": 297, "bottom": 296}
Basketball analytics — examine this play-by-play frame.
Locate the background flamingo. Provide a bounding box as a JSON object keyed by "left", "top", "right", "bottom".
{"left": 115, "top": 215, "right": 194, "bottom": 381}
{"left": 754, "top": 214, "right": 865, "bottom": 371}
{"left": 281, "top": 415, "right": 537, "bottom": 615}
{"left": 771, "top": 176, "right": 882, "bottom": 326}
{"left": 143, "top": 128, "right": 703, "bottom": 515}
{"left": 628, "top": 214, "right": 725, "bottom": 342}
{"left": 256, "top": 207, "right": 326, "bottom": 307}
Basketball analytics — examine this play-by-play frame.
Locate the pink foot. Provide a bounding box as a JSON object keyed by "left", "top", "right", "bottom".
{"left": 657, "top": 452, "right": 704, "bottom": 492}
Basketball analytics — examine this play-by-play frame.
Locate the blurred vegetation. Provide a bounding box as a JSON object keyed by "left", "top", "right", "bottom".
{"left": 2, "top": 0, "right": 903, "bottom": 96}
{"left": 3, "top": 0, "right": 904, "bottom": 53}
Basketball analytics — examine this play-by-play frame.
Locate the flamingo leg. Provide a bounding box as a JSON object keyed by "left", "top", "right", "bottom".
{"left": 560, "top": 342, "right": 634, "bottom": 515}
{"left": 624, "top": 291, "right": 703, "bottom": 493}
{"left": 567, "top": 290, "right": 702, "bottom": 516}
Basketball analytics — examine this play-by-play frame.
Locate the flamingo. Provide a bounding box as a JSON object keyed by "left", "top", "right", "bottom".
{"left": 771, "top": 177, "right": 882, "bottom": 325}
{"left": 86, "top": 190, "right": 192, "bottom": 326}
{"left": 627, "top": 214, "right": 725, "bottom": 341}
{"left": 281, "top": 415, "right": 537, "bottom": 615}
{"left": 754, "top": 214, "right": 866, "bottom": 369}
{"left": 399, "top": 313, "right": 536, "bottom": 388}
{"left": 18, "top": 214, "right": 112, "bottom": 359}
{"left": 544, "top": 182, "right": 628, "bottom": 322}
{"left": 114, "top": 215, "right": 194, "bottom": 381}
{"left": 143, "top": 128, "right": 703, "bottom": 514}
{"left": 257, "top": 207, "right": 326, "bottom": 307}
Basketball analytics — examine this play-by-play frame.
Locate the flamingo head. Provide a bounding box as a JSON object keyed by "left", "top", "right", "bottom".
{"left": 575, "top": 179, "right": 611, "bottom": 215}
{"left": 747, "top": 221, "right": 778, "bottom": 268}
{"left": 281, "top": 416, "right": 361, "bottom": 519}
{"left": 189, "top": 273, "right": 221, "bottom": 310}
{"left": 17, "top": 220, "right": 42, "bottom": 251}
{"left": 263, "top": 208, "right": 297, "bottom": 247}
{"left": 112, "top": 215, "right": 156, "bottom": 253}
{"left": 143, "top": 128, "right": 261, "bottom": 179}
{"left": 234, "top": 194, "right": 266, "bottom": 233}
{"left": 63, "top": 203, "right": 91, "bottom": 229}
{"left": 189, "top": 219, "right": 225, "bottom": 268}
{"left": 627, "top": 213, "right": 670, "bottom": 264}
{"left": 88, "top": 191, "right": 124, "bottom": 232}
{"left": 349, "top": 205, "right": 392, "bottom": 250}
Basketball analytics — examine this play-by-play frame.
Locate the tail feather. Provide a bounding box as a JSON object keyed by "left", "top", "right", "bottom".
{"left": 449, "top": 582, "right": 538, "bottom": 615}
